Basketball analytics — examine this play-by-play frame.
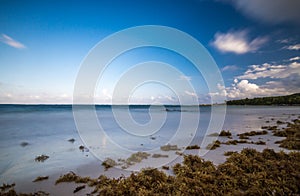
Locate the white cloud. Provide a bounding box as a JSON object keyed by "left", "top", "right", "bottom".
{"left": 224, "top": 0, "right": 300, "bottom": 24}
{"left": 238, "top": 62, "right": 299, "bottom": 80}
{"left": 0, "top": 91, "right": 73, "bottom": 104}
{"left": 222, "top": 65, "right": 239, "bottom": 71}
{"left": 0, "top": 34, "right": 26, "bottom": 49}
{"left": 286, "top": 44, "right": 300, "bottom": 50}
{"left": 179, "top": 75, "right": 192, "bottom": 81}
{"left": 211, "top": 30, "right": 267, "bottom": 54}
{"left": 226, "top": 79, "right": 287, "bottom": 99}
{"left": 185, "top": 90, "right": 197, "bottom": 97}
{"left": 227, "top": 61, "right": 300, "bottom": 99}
{"left": 289, "top": 56, "right": 300, "bottom": 61}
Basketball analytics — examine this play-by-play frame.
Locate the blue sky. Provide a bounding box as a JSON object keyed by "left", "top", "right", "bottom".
{"left": 0, "top": 0, "right": 300, "bottom": 104}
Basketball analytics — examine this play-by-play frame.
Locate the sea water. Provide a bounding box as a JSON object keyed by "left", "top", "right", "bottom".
{"left": 0, "top": 105, "right": 299, "bottom": 184}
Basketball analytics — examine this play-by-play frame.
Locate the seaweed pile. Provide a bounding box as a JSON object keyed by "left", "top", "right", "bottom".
{"left": 274, "top": 119, "right": 300, "bottom": 150}
{"left": 185, "top": 145, "right": 200, "bottom": 150}
{"left": 102, "top": 152, "right": 151, "bottom": 170}
{"left": 219, "top": 130, "right": 232, "bottom": 137}
{"left": 54, "top": 149, "right": 300, "bottom": 195}
{"left": 0, "top": 183, "right": 49, "bottom": 196}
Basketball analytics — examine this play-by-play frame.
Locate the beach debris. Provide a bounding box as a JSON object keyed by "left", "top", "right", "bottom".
{"left": 162, "top": 165, "right": 169, "bottom": 170}
{"left": 273, "top": 118, "right": 300, "bottom": 150}
{"left": 237, "top": 139, "right": 248, "bottom": 144}
{"left": 208, "top": 132, "right": 219, "bottom": 137}
{"left": 126, "top": 152, "right": 150, "bottom": 164}
{"left": 238, "top": 134, "right": 249, "bottom": 139}
{"left": 150, "top": 136, "right": 156, "bottom": 140}
{"left": 185, "top": 145, "right": 200, "bottom": 150}
{"left": 68, "top": 138, "right": 75, "bottom": 143}
{"left": 266, "top": 126, "right": 278, "bottom": 131}
{"left": 160, "top": 144, "right": 180, "bottom": 151}
{"left": 73, "top": 185, "right": 85, "bottom": 193}
{"left": 206, "top": 140, "right": 221, "bottom": 150}
{"left": 20, "top": 141, "right": 29, "bottom": 147}
{"left": 276, "top": 120, "right": 284, "bottom": 124}
{"left": 102, "top": 158, "right": 117, "bottom": 170}
{"left": 0, "top": 183, "right": 15, "bottom": 191}
{"left": 35, "top": 155, "right": 49, "bottom": 162}
{"left": 152, "top": 154, "right": 168, "bottom": 158}
{"left": 33, "top": 176, "right": 49, "bottom": 182}
{"left": 253, "top": 141, "right": 266, "bottom": 145}
{"left": 55, "top": 172, "right": 91, "bottom": 185}
{"left": 219, "top": 130, "right": 232, "bottom": 137}
{"left": 175, "top": 151, "right": 183, "bottom": 156}
{"left": 79, "top": 145, "right": 84, "bottom": 150}
{"left": 224, "top": 151, "right": 237, "bottom": 156}
{"left": 223, "top": 140, "right": 238, "bottom": 145}
{"left": 79, "top": 145, "right": 86, "bottom": 152}
{"left": 104, "top": 152, "right": 151, "bottom": 170}
{"left": 238, "top": 130, "right": 268, "bottom": 138}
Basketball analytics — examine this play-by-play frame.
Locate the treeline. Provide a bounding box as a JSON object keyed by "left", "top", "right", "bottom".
{"left": 226, "top": 93, "right": 300, "bottom": 105}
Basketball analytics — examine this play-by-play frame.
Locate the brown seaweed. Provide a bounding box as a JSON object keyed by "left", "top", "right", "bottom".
{"left": 160, "top": 144, "right": 180, "bottom": 151}
{"left": 185, "top": 145, "right": 200, "bottom": 150}
{"left": 219, "top": 130, "right": 232, "bottom": 137}
{"left": 51, "top": 149, "right": 300, "bottom": 195}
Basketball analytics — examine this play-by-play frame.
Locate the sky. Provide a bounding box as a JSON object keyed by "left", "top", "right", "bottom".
{"left": 0, "top": 0, "right": 300, "bottom": 104}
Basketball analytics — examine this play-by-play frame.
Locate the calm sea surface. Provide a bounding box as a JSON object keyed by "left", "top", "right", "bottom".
{"left": 0, "top": 105, "right": 299, "bottom": 184}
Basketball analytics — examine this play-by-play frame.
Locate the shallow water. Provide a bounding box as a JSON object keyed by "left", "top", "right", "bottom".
{"left": 0, "top": 104, "right": 299, "bottom": 184}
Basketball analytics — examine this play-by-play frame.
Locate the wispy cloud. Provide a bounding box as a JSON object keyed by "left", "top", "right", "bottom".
{"left": 222, "top": 65, "right": 239, "bottom": 71}
{"left": 237, "top": 62, "right": 299, "bottom": 80}
{"left": 179, "top": 75, "right": 192, "bottom": 81}
{"left": 289, "top": 56, "right": 300, "bottom": 61}
{"left": 211, "top": 30, "right": 267, "bottom": 54}
{"left": 184, "top": 90, "right": 197, "bottom": 97}
{"left": 286, "top": 44, "right": 300, "bottom": 50}
{"left": 0, "top": 34, "right": 26, "bottom": 49}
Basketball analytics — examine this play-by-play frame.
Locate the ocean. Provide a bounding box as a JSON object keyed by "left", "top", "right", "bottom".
{"left": 0, "top": 104, "right": 299, "bottom": 185}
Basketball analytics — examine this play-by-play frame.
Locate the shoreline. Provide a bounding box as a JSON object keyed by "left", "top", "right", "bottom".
{"left": 1, "top": 112, "right": 300, "bottom": 195}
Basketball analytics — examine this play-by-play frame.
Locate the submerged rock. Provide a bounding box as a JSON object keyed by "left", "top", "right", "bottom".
{"left": 68, "top": 138, "right": 75, "bottom": 143}
{"left": 20, "top": 142, "right": 29, "bottom": 147}
{"left": 35, "top": 155, "right": 49, "bottom": 162}
{"left": 33, "top": 176, "right": 49, "bottom": 182}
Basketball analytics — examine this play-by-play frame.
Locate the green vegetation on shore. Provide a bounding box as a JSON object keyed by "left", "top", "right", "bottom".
{"left": 226, "top": 93, "right": 300, "bottom": 105}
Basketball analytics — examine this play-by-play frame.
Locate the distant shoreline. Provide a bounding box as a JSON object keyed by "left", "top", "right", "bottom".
{"left": 1, "top": 93, "right": 299, "bottom": 106}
